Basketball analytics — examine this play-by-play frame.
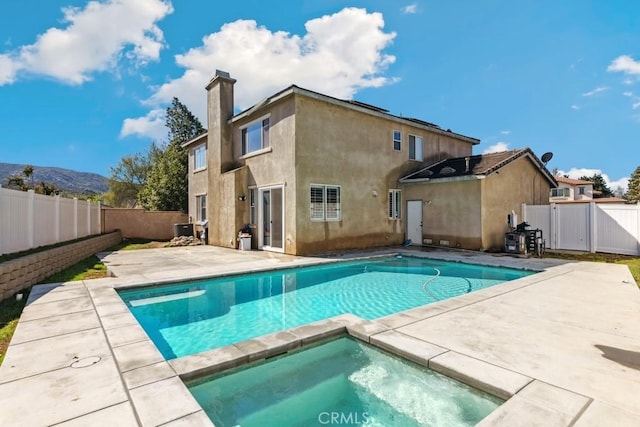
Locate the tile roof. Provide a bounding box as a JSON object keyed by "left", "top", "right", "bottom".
{"left": 400, "top": 148, "right": 556, "bottom": 186}
{"left": 554, "top": 177, "right": 594, "bottom": 185}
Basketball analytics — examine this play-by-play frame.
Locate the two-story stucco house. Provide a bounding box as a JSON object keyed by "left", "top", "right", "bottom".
{"left": 183, "top": 70, "right": 555, "bottom": 255}
{"left": 550, "top": 177, "right": 626, "bottom": 204}
{"left": 550, "top": 177, "right": 594, "bottom": 201}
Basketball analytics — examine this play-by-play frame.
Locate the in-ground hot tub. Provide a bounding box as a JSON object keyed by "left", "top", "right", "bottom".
{"left": 187, "top": 337, "right": 503, "bottom": 427}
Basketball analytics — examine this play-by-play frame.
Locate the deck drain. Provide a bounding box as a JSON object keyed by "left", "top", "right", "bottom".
{"left": 70, "top": 356, "right": 102, "bottom": 368}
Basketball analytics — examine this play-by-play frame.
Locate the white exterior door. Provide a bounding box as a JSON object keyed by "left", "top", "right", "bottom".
{"left": 407, "top": 200, "right": 423, "bottom": 246}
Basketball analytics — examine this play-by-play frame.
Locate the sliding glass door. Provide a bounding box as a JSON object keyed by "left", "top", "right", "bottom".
{"left": 259, "top": 185, "right": 284, "bottom": 251}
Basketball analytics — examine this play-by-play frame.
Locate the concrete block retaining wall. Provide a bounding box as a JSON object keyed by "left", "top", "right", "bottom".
{"left": 0, "top": 231, "right": 122, "bottom": 301}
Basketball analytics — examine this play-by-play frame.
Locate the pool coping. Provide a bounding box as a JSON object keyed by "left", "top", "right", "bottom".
{"left": 1, "top": 248, "right": 638, "bottom": 426}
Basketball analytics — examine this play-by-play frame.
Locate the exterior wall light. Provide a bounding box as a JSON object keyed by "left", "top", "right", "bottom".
{"left": 238, "top": 195, "right": 246, "bottom": 201}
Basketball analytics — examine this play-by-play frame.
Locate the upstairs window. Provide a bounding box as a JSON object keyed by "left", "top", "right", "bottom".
{"left": 242, "top": 116, "right": 270, "bottom": 155}
{"left": 550, "top": 188, "right": 570, "bottom": 197}
{"left": 409, "top": 135, "right": 423, "bottom": 161}
{"left": 393, "top": 130, "right": 402, "bottom": 151}
{"left": 578, "top": 187, "right": 585, "bottom": 195}
{"left": 310, "top": 184, "right": 341, "bottom": 221}
{"left": 388, "top": 189, "right": 401, "bottom": 219}
{"left": 194, "top": 144, "right": 206, "bottom": 171}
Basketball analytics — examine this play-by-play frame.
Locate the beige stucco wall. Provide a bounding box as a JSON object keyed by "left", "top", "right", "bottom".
{"left": 292, "top": 95, "right": 474, "bottom": 254}
{"left": 403, "top": 179, "right": 483, "bottom": 249}
{"left": 186, "top": 135, "right": 209, "bottom": 225}
{"left": 193, "top": 79, "right": 477, "bottom": 255}
{"left": 401, "top": 157, "right": 552, "bottom": 251}
{"left": 207, "top": 166, "right": 249, "bottom": 249}
{"left": 233, "top": 97, "right": 298, "bottom": 252}
{"left": 102, "top": 208, "right": 188, "bottom": 240}
{"left": 481, "top": 157, "right": 551, "bottom": 250}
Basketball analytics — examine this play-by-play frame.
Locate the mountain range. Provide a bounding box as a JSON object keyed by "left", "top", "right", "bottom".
{"left": 0, "top": 162, "right": 108, "bottom": 195}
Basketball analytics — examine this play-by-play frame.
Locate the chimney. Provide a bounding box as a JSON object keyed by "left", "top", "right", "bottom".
{"left": 465, "top": 157, "right": 470, "bottom": 173}
{"left": 206, "top": 70, "right": 236, "bottom": 173}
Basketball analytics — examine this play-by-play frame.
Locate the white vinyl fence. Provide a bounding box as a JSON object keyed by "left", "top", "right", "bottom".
{"left": 523, "top": 202, "right": 640, "bottom": 256}
{"left": 0, "top": 187, "right": 101, "bottom": 256}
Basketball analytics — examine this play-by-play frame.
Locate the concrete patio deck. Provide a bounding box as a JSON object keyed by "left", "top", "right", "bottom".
{"left": 0, "top": 246, "right": 638, "bottom": 426}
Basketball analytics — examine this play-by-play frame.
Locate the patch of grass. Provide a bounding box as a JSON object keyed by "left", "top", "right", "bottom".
{"left": 0, "top": 289, "right": 29, "bottom": 365}
{"left": 620, "top": 258, "right": 640, "bottom": 285}
{"left": 44, "top": 255, "right": 107, "bottom": 282}
{"left": 0, "top": 255, "right": 108, "bottom": 365}
{"left": 107, "top": 238, "right": 166, "bottom": 251}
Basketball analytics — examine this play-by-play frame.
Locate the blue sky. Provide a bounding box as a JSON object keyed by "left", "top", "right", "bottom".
{"left": 1, "top": 0, "right": 638, "bottom": 192}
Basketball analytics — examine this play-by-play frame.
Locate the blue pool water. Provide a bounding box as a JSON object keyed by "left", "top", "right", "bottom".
{"left": 188, "top": 337, "right": 503, "bottom": 426}
{"left": 118, "top": 256, "right": 532, "bottom": 359}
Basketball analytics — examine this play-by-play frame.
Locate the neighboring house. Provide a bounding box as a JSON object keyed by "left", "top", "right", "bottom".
{"left": 550, "top": 177, "right": 626, "bottom": 203}
{"left": 183, "top": 70, "right": 555, "bottom": 255}
{"left": 400, "top": 149, "right": 556, "bottom": 250}
{"left": 550, "top": 177, "right": 594, "bottom": 201}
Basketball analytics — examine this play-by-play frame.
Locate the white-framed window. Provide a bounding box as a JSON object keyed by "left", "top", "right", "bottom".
{"left": 409, "top": 135, "right": 423, "bottom": 161}
{"left": 388, "top": 189, "right": 401, "bottom": 219}
{"left": 393, "top": 130, "right": 402, "bottom": 151}
{"left": 550, "top": 188, "right": 570, "bottom": 197}
{"left": 196, "top": 194, "right": 207, "bottom": 221}
{"left": 310, "top": 184, "right": 341, "bottom": 221}
{"left": 249, "top": 187, "right": 256, "bottom": 225}
{"left": 241, "top": 115, "right": 270, "bottom": 155}
{"left": 194, "top": 144, "right": 206, "bottom": 171}
{"left": 578, "top": 186, "right": 585, "bottom": 195}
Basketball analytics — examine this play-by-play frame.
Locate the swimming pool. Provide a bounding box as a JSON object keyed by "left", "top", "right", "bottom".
{"left": 188, "top": 337, "right": 503, "bottom": 426}
{"left": 118, "top": 255, "right": 532, "bottom": 359}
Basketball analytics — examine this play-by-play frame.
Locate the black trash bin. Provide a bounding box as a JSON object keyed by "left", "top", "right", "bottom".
{"left": 174, "top": 223, "right": 194, "bottom": 237}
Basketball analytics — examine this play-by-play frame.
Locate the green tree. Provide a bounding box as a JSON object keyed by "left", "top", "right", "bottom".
{"left": 23, "top": 165, "right": 34, "bottom": 188}
{"left": 6, "top": 174, "right": 27, "bottom": 191}
{"left": 138, "top": 98, "right": 204, "bottom": 211}
{"left": 626, "top": 166, "right": 640, "bottom": 203}
{"left": 34, "top": 180, "right": 57, "bottom": 195}
{"left": 105, "top": 146, "right": 159, "bottom": 207}
{"left": 5, "top": 165, "right": 57, "bottom": 195}
{"left": 579, "top": 173, "right": 613, "bottom": 198}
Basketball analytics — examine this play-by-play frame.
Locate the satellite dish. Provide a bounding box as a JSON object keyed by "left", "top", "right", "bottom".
{"left": 541, "top": 152, "right": 553, "bottom": 165}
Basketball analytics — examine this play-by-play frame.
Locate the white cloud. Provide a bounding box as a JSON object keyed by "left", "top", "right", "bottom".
{"left": 482, "top": 142, "right": 509, "bottom": 154}
{"left": 402, "top": 3, "right": 419, "bottom": 14}
{"left": 0, "top": 0, "right": 173, "bottom": 86}
{"left": 571, "top": 104, "right": 580, "bottom": 110}
{"left": 557, "top": 168, "right": 629, "bottom": 193}
{"left": 127, "top": 7, "right": 396, "bottom": 133}
{"left": 120, "top": 108, "right": 166, "bottom": 140}
{"left": 500, "top": 130, "right": 511, "bottom": 135}
{"left": 0, "top": 53, "right": 17, "bottom": 84}
{"left": 607, "top": 55, "right": 640, "bottom": 75}
{"left": 582, "top": 86, "right": 608, "bottom": 97}
{"left": 623, "top": 91, "right": 633, "bottom": 97}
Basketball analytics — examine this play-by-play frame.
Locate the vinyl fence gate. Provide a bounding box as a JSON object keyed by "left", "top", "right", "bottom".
{"left": 523, "top": 202, "right": 640, "bottom": 256}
